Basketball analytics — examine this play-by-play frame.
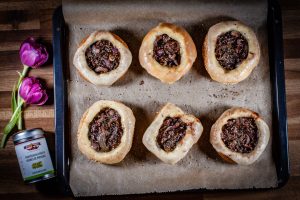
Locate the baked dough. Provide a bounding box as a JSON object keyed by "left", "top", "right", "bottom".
{"left": 210, "top": 107, "right": 270, "bottom": 165}
{"left": 142, "top": 103, "right": 203, "bottom": 164}
{"left": 203, "top": 21, "right": 260, "bottom": 84}
{"left": 73, "top": 31, "right": 132, "bottom": 86}
{"left": 77, "top": 100, "right": 135, "bottom": 164}
{"left": 139, "top": 23, "right": 197, "bottom": 84}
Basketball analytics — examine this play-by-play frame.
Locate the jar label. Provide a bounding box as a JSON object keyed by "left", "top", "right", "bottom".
{"left": 15, "top": 138, "right": 54, "bottom": 181}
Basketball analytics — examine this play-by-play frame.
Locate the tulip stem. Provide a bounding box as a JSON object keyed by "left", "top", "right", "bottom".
{"left": 17, "top": 65, "right": 29, "bottom": 89}
{"left": 16, "top": 65, "right": 29, "bottom": 130}
{"left": 0, "top": 101, "right": 24, "bottom": 148}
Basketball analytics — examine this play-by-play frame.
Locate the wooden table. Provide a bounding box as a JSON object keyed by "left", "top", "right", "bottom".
{"left": 0, "top": 0, "right": 299, "bottom": 199}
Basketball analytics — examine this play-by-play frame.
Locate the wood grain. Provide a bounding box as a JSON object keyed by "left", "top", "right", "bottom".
{"left": 0, "top": 0, "right": 299, "bottom": 199}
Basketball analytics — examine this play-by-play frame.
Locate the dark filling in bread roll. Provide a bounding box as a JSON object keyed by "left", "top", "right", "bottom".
{"left": 88, "top": 108, "right": 123, "bottom": 152}
{"left": 221, "top": 117, "right": 258, "bottom": 153}
{"left": 215, "top": 30, "right": 249, "bottom": 70}
{"left": 153, "top": 34, "right": 181, "bottom": 67}
{"left": 156, "top": 117, "right": 187, "bottom": 152}
{"left": 85, "top": 40, "right": 120, "bottom": 74}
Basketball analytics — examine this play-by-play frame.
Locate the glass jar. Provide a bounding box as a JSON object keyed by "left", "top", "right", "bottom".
{"left": 13, "top": 128, "right": 55, "bottom": 183}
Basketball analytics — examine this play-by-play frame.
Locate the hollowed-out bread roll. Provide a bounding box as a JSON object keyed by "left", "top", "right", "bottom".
{"left": 203, "top": 21, "right": 260, "bottom": 84}
{"left": 139, "top": 23, "right": 197, "bottom": 84}
{"left": 142, "top": 103, "right": 203, "bottom": 164}
{"left": 73, "top": 31, "right": 132, "bottom": 86}
{"left": 77, "top": 100, "right": 135, "bottom": 164}
{"left": 210, "top": 107, "right": 270, "bottom": 165}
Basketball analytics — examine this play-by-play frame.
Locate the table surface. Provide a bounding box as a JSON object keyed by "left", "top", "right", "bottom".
{"left": 0, "top": 0, "right": 299, "bottom": 199}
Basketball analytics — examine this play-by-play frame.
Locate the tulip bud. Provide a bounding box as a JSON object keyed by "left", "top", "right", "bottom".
{"left": 19, "top": 77, "right": 48, "bottom": 105}
{"left": 19, "top": 37, "right": 48, "bottom": 68}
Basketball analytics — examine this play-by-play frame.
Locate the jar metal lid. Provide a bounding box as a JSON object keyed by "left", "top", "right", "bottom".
{"left": 13, "top": 128, "right": 44, "bottom": 143}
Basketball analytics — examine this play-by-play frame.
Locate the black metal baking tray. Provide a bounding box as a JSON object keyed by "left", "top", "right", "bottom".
{"left": 53, "top": 0, "right": 289, "bottom": 196}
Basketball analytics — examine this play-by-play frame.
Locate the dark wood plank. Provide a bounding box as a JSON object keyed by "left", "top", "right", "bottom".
{"left": 282, "top": 10, "right": 300, "bottom": 39}
{"left": 0, "top": 68, "right": 54, "bottom": 92}
{"left": 0, "top": 10, "right": 40, "bottom": 31}
{"left": 280, "top": 0, "right": 300, "bottom": 10}
{"left": 290, "top": 140, "right": 300, "bottom": 176}
{"left": 0, "top": 1, "right": 61, "bottom": 11}
{"left": 284, "top": 39, "right": 300, "bottom": 59}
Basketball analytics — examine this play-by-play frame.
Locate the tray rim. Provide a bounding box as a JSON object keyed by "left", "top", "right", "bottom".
{"left": 52, "top": 0, "right": 289, "bottom": 196}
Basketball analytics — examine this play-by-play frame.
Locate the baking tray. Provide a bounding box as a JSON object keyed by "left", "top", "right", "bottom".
{"left": 53, "top": 0, "right": 289, "bottom": 196}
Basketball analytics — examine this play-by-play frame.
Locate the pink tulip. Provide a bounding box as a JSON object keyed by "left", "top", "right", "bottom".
{"left": 19, "top": 77, "right": 48, "bottom": 105}
{"left": 19, "top": 37, "right": 48, "bottom": 68}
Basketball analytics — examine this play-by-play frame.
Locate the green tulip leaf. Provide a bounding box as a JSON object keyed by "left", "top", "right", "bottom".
{"left": 11, "top": 84, "right": 17, "bottom": 113}
{"left": 0, "top": 110, "right": 21, "bottom": 148}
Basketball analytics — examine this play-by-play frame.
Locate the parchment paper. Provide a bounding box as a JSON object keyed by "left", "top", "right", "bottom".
{"left": 62, "top": 0, "right": 277, "bottom": 196}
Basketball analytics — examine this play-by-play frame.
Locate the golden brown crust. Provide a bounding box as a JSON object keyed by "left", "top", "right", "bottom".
{"left": 218, "top": 152, "right": 236, "bottom": 164}
{"left": 77, "top": 100, "right": 136, "bottom": 164}
{"left": 79, "top": 35, "right": 89, "bottom": 46}
{"left": 142, "top": 103, "right": 203, "bottom": 164}
{"left": 73, "top": 31, "right": 132, "bottom": 86}
{"left": 202, "top": 34, "right": 209, "bottom": 77}
{"left": 139, "top": 23, "right": 197, "bottom": 84}
{"left": 202, "top": 21, "right": 260, "bottom": 84}
{"left": 210, "top": 107, "right": 270, "bottom": 165}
